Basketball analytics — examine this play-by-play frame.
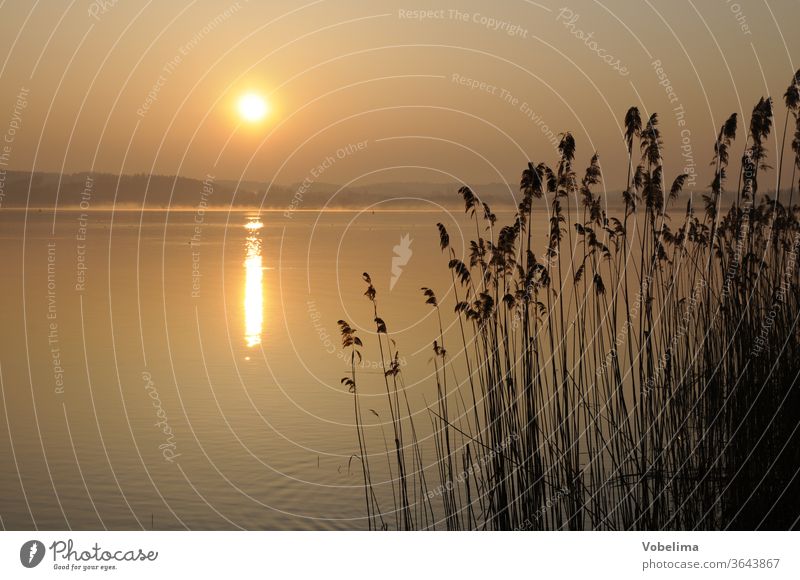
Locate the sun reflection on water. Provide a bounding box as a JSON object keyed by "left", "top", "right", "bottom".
{"left": 244, "top": 217, "right": 264, "bottom": 347}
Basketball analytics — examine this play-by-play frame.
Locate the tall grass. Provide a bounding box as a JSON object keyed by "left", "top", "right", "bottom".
{"left": 340, "top": 71, "right": 800, "bottom": 530}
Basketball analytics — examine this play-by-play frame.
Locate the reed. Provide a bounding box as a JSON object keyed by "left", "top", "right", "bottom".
{"left": 340, "top": 71, "right": 800, "bottom": 530}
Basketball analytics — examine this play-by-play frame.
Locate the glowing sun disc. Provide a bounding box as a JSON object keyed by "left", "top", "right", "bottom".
{"left": 238, "top": 93, "right": 268, "bottom": 122}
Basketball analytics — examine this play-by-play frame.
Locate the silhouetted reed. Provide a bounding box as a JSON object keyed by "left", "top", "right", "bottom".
{"left": 341, "top": 70, "right": 800, "bottom": 530}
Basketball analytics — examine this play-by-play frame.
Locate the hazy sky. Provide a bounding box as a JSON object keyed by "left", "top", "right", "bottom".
{"left": 0, "top": 0, "right": 798, "bottom": 192}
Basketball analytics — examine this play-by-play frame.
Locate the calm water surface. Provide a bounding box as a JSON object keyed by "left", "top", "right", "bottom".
{"left": 0, "top": 205, "right": 486, "bottom": 530}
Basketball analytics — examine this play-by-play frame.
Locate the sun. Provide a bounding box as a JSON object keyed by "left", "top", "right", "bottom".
{"left": 238, "top": 93, "right": 269, "bottom": 122}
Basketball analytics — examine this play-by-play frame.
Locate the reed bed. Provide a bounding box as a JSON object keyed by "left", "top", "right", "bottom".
{"left": 340, "top": 71, "right": 800, "bottom": 530}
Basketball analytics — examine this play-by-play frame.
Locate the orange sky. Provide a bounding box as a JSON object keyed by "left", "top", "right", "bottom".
{"left": 0, "top": 0, "right": 797, "bottom": 192}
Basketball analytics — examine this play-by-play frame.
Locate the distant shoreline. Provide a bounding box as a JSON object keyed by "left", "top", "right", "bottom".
{"left": 1, "top": 207, "right": 516, "bottom": 213}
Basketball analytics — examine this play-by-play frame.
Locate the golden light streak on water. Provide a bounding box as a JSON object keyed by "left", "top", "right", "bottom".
{"left": 244, "top": 217, "right": 263, "bottom": 347}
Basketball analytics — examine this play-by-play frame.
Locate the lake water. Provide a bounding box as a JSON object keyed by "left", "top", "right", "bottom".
{"left": 0, "top": 204, "right": 507, "bottom": 530}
